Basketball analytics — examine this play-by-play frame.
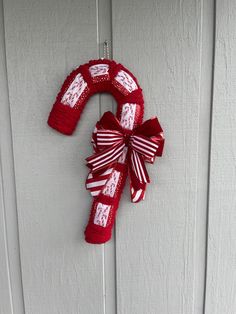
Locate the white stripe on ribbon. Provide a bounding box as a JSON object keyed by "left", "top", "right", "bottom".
{"left": 86, "top": 180, "right": 107, "bottom": 188}
{"left": 86, "top": 168, "right": 114, "bottom": 197}
{"left": 91, "top": 190, "right": 100, "bottom": 196}
{"left": 131, "top": 135, "right": 159, "bottom": 158}
{"left": 131, "top": 151, "right": 148, "bottom": 183}
{"left": 88, "top": 143, "right": 125, "bottom": 172}
{"left": 132, "top": 189, "right": 142, "bottom": 202}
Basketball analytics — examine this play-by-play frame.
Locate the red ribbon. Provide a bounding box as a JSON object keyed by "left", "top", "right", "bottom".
{"left": 86, "top": 111, "right": 164, "bottom": 202}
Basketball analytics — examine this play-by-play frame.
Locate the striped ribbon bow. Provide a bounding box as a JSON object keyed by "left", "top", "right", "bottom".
{"left": 86, "top": 111, "right": 164, "bottom": 203}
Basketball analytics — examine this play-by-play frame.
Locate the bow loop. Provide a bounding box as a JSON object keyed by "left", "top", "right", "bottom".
{"left": 130, "top": 134, "right": 159, "bottom": 160}
{"left": 86, "top": 141, "right": 125, "bottom": 173}
{"left": 96, "top": 129, "right": 124, "bottom": 150}
{"left": 86, "top": 111, "right": 164, "bottom": 202}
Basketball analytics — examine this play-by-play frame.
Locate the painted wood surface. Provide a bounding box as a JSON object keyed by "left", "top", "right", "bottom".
{"left": 0, "top": 0, "right": 25, "bottom": 313}
{"left": 0, "top": 1, "right": 15, "bottom": 312}
{"left": 2, "top": 0, "right": 109, "bottom": 313}
{"left": 112, "top": 0, "right": 211, "bottom": 313}
{"left": 0, "top": 0, "right": 235, "bottom": 313}
{"left": 204, "top": 1, "right": 236, "bottom": 313}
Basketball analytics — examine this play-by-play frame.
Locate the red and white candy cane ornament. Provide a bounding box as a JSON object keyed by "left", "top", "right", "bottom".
{"left": 47, "top": 59, "right": 164, "bottom": 244}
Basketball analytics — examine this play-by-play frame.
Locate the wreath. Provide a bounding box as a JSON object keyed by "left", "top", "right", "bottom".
{"left": 48, "top": 59, "right": 164, "bottom": 244}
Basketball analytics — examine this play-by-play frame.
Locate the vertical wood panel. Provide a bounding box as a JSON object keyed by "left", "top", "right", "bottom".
{"left": 195, "top": 0, "right": 215, "bottom": 312}
{"left": 112, "top": 0, "right": 211, "bottom": 313}
{"left": 205, "top": 1, "right": 236, "bottom": 313}
{"left": 3, "top": 0, "right": 110, "bottom": 313}
{"left": 0, "top": 1, "right": 14, "bottom": 309}
{"left": 97, "top": 1, "right": 117, "bottom": 313}
{"left": 0, "top": 0, "right": 25, "bottom": 312}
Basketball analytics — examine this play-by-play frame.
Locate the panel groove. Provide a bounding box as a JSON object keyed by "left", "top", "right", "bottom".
{"left": 112, "top": 1, "right": 213, "bottom": 313}
{"left": 204, "top": 0, "right": 236, "bottom": 312}
{"left": 203, "top": 0, "right": 216, "bottom": 312}
{"left": 0, "top": 0, "right": 25, "bottom": 312}
{"left": 3, "top": 1, "right": 104, "bottom": 313}
{"left": 0, "top": 161, "right": 14, "bottom": 314}
{"left": 96, "top": 1, "right": 117, "bottom": 313}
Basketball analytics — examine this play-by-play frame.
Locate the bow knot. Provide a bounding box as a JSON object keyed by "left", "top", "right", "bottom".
{"left": 124, "top": 133, "right": 131, "bottom": 146}
{"left": 86, "top": 111, "right": 164, "bottom": 202}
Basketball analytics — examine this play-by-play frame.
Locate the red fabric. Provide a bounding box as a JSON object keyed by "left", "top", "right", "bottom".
{"left": 86, "top": 111, "right": 164, "bottom": 203}
{"left": 47, "top": 59, "right": 164, "bottom": 244}
{"left": 48, "top": 60, "right": 144, "bottom": 133}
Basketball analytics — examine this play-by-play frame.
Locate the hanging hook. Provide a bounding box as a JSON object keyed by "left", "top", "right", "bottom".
{"left": 102, "top": 40, "right": 110, "bottom": 60}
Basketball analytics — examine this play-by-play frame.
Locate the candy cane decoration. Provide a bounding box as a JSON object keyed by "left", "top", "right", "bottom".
{"left": 48, "top": 59, "right": 164, "bottom": 244}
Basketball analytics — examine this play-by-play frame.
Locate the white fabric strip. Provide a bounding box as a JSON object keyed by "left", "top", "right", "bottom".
{"left": 89, "top": 64, "right": 109, "bottom": 77}
{"left": 94, "top": 203, "right": 111, "bottom": 227}
{"left": 120, "top": 103, "right": 137, "bottom": 130}
{"left": 102, "top": 170, "right": 121, "bottom": 197}
{"left": 61, "top": 73, "right": 87, "bottom": 107}
{"left": 115, "top": 70, "right": 138, "bottom": 93}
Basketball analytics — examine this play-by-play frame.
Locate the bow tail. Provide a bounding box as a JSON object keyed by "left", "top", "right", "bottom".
{"left": 130, "top": 150, "right": 150, "bottom": 184}
{"left": 130, "top": 186, "right": 146, "bottom": 203}
{"left": 86, "top": 167, "right": 114, "bottom": 197}
{"left": 128, "top": 152, "right": 148, "bottom": 203}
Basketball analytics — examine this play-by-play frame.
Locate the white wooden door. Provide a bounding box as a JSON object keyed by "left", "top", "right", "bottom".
{"left": 0, "top": 0, "right": 235, "bottom": 314}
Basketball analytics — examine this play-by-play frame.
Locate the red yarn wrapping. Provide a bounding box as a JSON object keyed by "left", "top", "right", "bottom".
{"left": 47, "top": 59, "right": 163, "bottom": 244}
